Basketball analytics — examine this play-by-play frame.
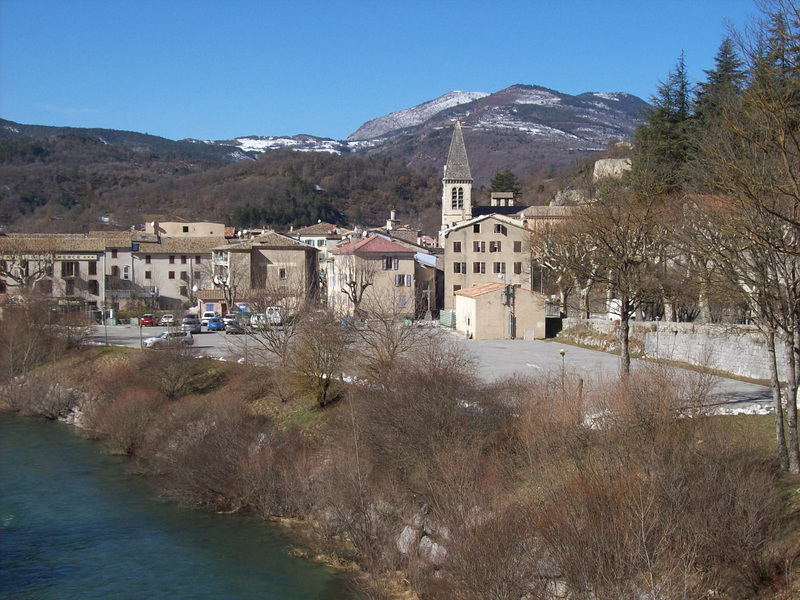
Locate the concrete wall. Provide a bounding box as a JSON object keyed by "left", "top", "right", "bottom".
{"left": 563, "top": 318, "right": 788, "bottom": 381}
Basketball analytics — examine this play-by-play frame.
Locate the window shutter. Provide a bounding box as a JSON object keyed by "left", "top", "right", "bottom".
{"left": 405, "top": 274, "right": 411, "bottom": 287}
{"left": 393, "top": 257, "right": 399, "bottom": 270}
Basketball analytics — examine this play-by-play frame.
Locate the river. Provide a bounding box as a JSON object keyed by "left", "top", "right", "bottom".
{"left": 0, "top": 413, "right": 354, "bottom": 599}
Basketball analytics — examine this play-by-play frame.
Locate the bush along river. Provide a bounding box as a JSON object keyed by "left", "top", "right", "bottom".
{"left": 0, "top": 413, "right": 353, "bottom": 600}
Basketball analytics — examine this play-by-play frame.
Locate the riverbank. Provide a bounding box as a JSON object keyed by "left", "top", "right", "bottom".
{"left": 3, "top": 342, "right": 800, "bottom": 599}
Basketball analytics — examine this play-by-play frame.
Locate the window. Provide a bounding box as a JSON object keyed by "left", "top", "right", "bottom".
{"left": 473, "top": 241, "right": 485, "bottom": 253}
{"left": 382, "top": 256, "right": 391, "bottom": 270}
{"left": 195, "top": 255, "right": 201, "bottom": 264}
{"left": 473, "top": 223, "right": 481, "bottom": 233}
{"left": 452, "top": 241, "right": 462, "bottom": 253}
{"left": 122, "top": 265, "right": 130, "bottom": 280}
{"left": 88, "top": 261, "right": 97, "bottom": 276}
{"left": 180, "top": 285, "right": 188, "bottom": 296}
{"left": 493, "top": 262, "right": 506, "bottom": 274}
{"left": 88, "top": 280, "right": 99, "bottom": 295}
{"left": 61, "top": 261, "right": 78, "bottom": 278}
{"left": 182, "top": 226, "right": 189, "bottom": 233}
{"left": 169, "top": 256, "right": 175, "bottom": 264}
{"left": 514, "top": 262, "right": 522, "bottom": 275}
{"left": 493, "top": 224, "right": 508, "bottom": 235}
{"left": 394, "top": 274, "right": 403, "bottom": 287}
{"left": 451, "top": 188, "right": 458, "bottom": 209}
{"left": 145, "top": 255, "right": 151, "bottom": 264}
{"left": 279, "top": 268, "right": 287, "bottom": 279}
{"left": 393, "top": 257, "right": 399, "bottom": 270}
{"left": 65, "top": 279, "right": 75, "bottom": 296}
{"left": 453, "top": 262, "right": 467, "bottom": 274}
{"left": 405, "top": 274, "right": 412, "bottom": 287}
{"left": 145, "top": 271, "right": 152, "bottom": 280}
{"left": 453, "top": 285, "right": 461, "bottom": 294}
{"left": 111, "top": 249, "right": 118, "bottom": 259}
{"left": 194, "top": 271, "right": 201, "bottom": 280}
{"left": 181, "top": 255, "right": 187, "bottom": 264}
{"left": 168, "top": 271, "right": 175, "bottom": 280}
{"left": 473, "top": 262, "right": 485, "bottom": 274}
{"left": 513, "top": 241, "right": 522, "bottom": 253}
{"left": 489, "top": 241, "right": 502, "bottom": 253}
{"left": 180, "top": 271, "right": 188, "bottom": 281}
{"left": 111, "top": 265, "right": 120, "bottom": 277}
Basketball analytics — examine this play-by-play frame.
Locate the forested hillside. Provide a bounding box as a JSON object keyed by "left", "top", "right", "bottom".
{"left": 1, "top": 129, "right": 601, "bottom": 235}
{"left": 0, "top": 135, "right": 445, "bottom": 233}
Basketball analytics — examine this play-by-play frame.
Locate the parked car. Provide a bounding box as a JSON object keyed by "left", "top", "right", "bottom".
{"left": 222, "top": 313, "right": 238, "bottom": 327}
{"left": 205, "top": 316, "right": 224, "bottom": 332}
{"left": 140, "top": 314, "right": 155, "bottom": 326}
{"left": 181, "top": 315, "right": 201, "bottom": 334}
{"left": 160, "top": 314, "right": 176, "bottom": 327}
{"left": 225, "top": 319, "right": 247, "bottom": 334}
{"left": 144, "top": 330, "right": 194, "bottom": 349}
{"left": 200, "top": 310, "right": 219, "bottom": 326}
{"left": 251, "top": 307, "right": 283, "bottom": 328}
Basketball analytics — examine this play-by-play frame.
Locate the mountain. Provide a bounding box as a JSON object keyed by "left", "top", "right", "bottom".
{"left": 348, "top": 91, "right": 490, "bottom": 141}
{"left": 0, "top": 84, "right": 647, "bottom": 233}
{"left": 227, "top": 84, "right": 648, "bottom": 184}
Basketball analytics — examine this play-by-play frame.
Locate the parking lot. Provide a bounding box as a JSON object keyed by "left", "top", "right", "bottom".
{"left": 92, "top": 323, "right": 772, "bottom": 414}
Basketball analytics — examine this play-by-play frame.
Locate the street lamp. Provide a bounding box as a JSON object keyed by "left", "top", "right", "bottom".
{"left": 559, "top": 348, "right": 567, "bottom": 397}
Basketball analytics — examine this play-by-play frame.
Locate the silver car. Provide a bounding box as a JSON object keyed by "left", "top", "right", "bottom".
{"left": 144, "top": 331, "right": 194, "bottom": 349}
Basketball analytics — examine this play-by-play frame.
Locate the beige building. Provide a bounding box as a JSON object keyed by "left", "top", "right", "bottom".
{"left": 454, "top": 281, "right": 547, "bottom": 340}
{"left": 441, "top": 214, "right": 534, "bottom": 310}
{"left": 145, "top": 220, "right": 226, "bottom": 238}
{"left": 207, "top": 231, "right": 319, "bottom": 314}
{"left": 1, "top": 225, "right": 233, "bottom": 314}
{"left": 330, "top": 234, "right": 417, "bottom": 318}
{"left": 0, "top": 233, "right": 106, "bottom": 312}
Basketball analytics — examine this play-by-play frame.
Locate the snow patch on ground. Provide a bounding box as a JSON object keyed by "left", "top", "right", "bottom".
{"left": 593, "top": 92, "right": 620, "bottom": 101}
{"left": 513, "top": 89, "right": 561, "bottom": 106}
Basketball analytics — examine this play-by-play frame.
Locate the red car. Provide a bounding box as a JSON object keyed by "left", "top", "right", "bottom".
{"left": 140, "top": 314, "right": 155, "bottom": 326}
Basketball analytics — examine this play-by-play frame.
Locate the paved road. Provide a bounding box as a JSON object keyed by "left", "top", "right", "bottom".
{"left": 93, "top": 324, "right": 773, "bottom": 415}
{"left": 457, "top": 335, "right": 772, "bottom": 414}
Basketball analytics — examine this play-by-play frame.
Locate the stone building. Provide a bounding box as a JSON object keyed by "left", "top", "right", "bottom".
{"left": 330, "top": 234, "right": 417, "bottom": 318}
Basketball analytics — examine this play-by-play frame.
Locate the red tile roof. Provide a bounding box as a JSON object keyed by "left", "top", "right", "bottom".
{"left": 332, "top": 235, "right": 415, "bottom": 256}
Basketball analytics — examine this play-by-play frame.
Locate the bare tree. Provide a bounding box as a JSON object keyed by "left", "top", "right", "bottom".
{"left": 0, "top": 247, "right": 56, "bottom": 292}
{"left": 334, "top": 253, "right": 376, "bottom": 319}
{"left": 692, "top": 1, "right": 800, "bottom": 471}
{"left": 555, "top": 182, "right": 663, "bottom": 374}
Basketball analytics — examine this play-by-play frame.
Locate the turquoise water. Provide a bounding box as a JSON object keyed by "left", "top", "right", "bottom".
{"left": 0, "top": 413, "right": 353, "bottom": 600}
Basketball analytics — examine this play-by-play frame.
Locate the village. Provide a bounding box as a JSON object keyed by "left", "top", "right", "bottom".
{"left": 0, "top": 121, "right": 583, "bottom": 343}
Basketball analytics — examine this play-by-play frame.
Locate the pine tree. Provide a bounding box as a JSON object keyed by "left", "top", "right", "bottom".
{"left": 695, "top": 38, "right": 746, "bottom": 124}
{"left": 632, "top": 51, "right": 698, "bottom": 195}
{"left": 488, "top": 169, "right": 522, "bottom": 197}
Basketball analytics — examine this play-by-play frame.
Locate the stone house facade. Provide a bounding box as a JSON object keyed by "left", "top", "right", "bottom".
{"left": 330, "top": 235, "right": 417, "bottom": 318}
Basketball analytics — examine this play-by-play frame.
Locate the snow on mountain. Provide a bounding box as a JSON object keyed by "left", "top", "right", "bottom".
{"left": 512, "top": 88, "right": 561, "bottom": 106}
{"left": 347, "top": 91, "right": 489, "bottom": 141}
{"left": 233, "top": 136, "right": 346, "bottom": 154}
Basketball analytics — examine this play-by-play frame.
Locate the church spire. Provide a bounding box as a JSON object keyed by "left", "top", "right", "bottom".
{"left": 444, "top": 120, "right": 472, "bottom": 180}
{"left": 441, "top": 120, "right": 473, "bottom": 231}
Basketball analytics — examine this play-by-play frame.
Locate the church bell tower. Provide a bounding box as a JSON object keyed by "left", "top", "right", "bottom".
{"left": 441, "top": 120, "right": 473, "bottom": 230}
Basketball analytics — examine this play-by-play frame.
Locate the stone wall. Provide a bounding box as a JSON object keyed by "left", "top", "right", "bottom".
{"left": 562, "top": 318, "right": 788, "bottom": 381}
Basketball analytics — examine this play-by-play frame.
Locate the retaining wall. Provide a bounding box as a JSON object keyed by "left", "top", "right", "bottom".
{"left": 562, "top": 318, "right": 788, "bottom": 381}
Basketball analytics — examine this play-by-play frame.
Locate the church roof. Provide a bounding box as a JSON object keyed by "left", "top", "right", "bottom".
{"left": 443, "top": 121, "right": 472, "bottom": 181}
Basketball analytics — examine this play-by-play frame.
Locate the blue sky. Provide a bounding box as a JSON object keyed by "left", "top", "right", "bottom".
{"left": 1, "top": 0, "right": 756, "bottom": 142}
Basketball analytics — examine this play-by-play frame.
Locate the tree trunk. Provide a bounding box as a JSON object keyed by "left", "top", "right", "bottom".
{"left": 783, "top": 333, "right": 800, "bottom": 473}
{"left": 618, "top": 297, "right": 631, "bottom": 376}
{"left": 697, "top": 278, "right": 712, "bottom": 324}
{"left": 767, "top": 331, "right": 789, "bottom": 471}
{"left": 663, "top": 301, "right": 675, "bottom": 322}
